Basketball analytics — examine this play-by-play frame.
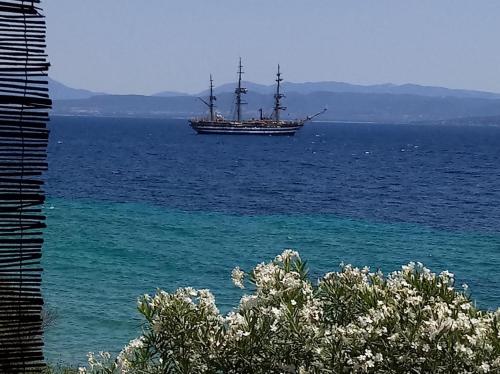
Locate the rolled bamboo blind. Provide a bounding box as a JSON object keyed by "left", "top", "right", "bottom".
{"left": 0, "top": 0, "right": 50, "bottom": 372}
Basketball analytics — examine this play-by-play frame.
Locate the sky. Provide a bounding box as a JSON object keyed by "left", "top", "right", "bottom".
{"left": 44, "top": 0, "right": 500, "bottom": 95}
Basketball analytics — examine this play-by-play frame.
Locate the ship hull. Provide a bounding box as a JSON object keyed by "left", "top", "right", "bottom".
{"left": 189, "top": 121, "right": 303, "bottom": 136}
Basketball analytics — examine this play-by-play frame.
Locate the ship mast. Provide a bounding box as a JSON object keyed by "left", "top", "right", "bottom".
{"left": 235, "top": 57, "right": 247, "bottom": 122}
{"left": 209, "top": 74, "right": 216, "bottom": 121}
{"left": 198, "top": 74, "right": 217, "bottom": 121}
{"left": 273, "top": 64, "right": 286, "bottom": 122}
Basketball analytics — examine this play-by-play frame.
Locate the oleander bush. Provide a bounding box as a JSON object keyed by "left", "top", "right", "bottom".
{"left": 81, "top": 250, "right": 499, "bottom": 373}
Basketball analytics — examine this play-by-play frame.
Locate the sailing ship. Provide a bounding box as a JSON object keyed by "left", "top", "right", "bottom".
{"left": 189, "top": 59, "right": 326, "bottom": 135}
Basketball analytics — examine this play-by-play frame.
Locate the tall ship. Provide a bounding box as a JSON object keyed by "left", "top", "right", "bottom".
{"left": 189, "top": 59, "right": 326, "bottom": 136}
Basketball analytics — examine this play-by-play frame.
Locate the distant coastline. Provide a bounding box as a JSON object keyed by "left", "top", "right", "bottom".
{"left": 50, "top": 77, "right": 500, "bottom": 125}
{"left": 50, "top": 111, "right": 500, "bottom": 128}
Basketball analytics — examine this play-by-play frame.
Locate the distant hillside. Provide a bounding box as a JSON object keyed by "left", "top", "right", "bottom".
{"left": 49, "top": 77, "right": 500, "bottom": 123}
{"left": 48, "top": 77, "right": 106, "bottom": 100}
{"left": 49, "top": 76, "right": 500, "bottom": 102}
{"left": 412, "top": 115, "right": 500, "bottom": 127}
{"left": 199, "top": 81, "right": 272, "bottom": 96}
{"left": 52, "top": 91, "right": 500, "bottom": 124}
{"left": 152, "top": 90, "right": 189, "bottom": 97}
{"left": 200, "top": 81, "right": 500, "bottom": 100}
{"left": 53, "top": 95, "right": 198, "bottom": 118}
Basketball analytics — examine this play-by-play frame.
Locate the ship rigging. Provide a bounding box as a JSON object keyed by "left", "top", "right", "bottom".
{"left": 189, "top": 59, "right": 326, "bottom": 135}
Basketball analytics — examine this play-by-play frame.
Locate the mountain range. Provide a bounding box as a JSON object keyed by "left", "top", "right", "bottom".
{"left": 49, "top": 77, "right": 500, "bottom": 124}
{"left": 48, "top": 77, "right": 107, "bottom": 100}
{"left": 196, "top": 80, "right": 500, "bottom": 100}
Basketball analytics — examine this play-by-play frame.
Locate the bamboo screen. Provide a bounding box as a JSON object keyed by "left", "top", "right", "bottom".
{"left": 0, "top": 0, "right": 50, "bottom": 372}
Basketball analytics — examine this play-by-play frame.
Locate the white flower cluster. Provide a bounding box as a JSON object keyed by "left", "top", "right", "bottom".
{"left": 115, "top": 337, "right": 144, "bottom": 373}
{"left": 231, "top": 266, "right": 245, "bottom": 289}
{"left": 79, "top": 351, "right": 112, "bottom": 373}
{"left": 82, "top": 250, "right": 500, "bottom": 374}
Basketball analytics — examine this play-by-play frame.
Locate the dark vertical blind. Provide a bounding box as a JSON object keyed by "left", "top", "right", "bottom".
{"left": 0, "top": 0, "right": 50, "bottom": 372}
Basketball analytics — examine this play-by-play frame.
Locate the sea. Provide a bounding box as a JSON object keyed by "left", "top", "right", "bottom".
{"left": 43, "top": 117, "right": 500, "bottom": 364}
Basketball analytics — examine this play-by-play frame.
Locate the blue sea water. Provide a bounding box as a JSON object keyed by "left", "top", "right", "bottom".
{"left": 43, "top": 117, "right": 500, "bottom": 364}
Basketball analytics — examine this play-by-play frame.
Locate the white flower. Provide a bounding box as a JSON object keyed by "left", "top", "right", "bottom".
{"left": 271, "top": 307, "right": 282, "bottom": 318}
{"left": 461, "top": 303, "right": 471, "bottom": 311}
{"left": 388, "top": 333, "right": 399, "bottom": 342}
{"left": 239, "top": 294, "right": 258, "bottom": 309}
{"left": 231, "top": 267, "right": 245, "bottom": 289}
{"left": 479, "top": 362, "right": 490, "bottom": 373}
{"left": 275, "top": 249, "right": 299, "bottom": 263}
{"left": 198, "top": 289, "right": 218, "bottom": 313}
{"left": 116, "top": 337, "right": 145, "bottom": 371}
{"left": 128, "top": 337, "right": 144, "bottom": 349}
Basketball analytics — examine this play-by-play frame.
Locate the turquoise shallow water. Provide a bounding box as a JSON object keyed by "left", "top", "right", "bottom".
{"left": 43, "top": 198, "right": 500, "bottom": 364}
{"left": 43, "top": 118, "right": 500, "bottom": 363}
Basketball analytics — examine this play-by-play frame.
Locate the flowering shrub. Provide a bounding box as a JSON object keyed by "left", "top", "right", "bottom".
{"left": 81, "top": 250, "right": 499, "bottom": 373}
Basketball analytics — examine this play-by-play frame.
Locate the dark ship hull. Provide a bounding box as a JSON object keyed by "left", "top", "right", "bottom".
{"left": 189, "top": 120, "right": 304, "bottom": 136}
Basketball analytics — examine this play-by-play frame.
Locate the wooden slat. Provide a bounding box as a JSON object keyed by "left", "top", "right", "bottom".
{"left": 0, "top": 1, "right": 49, "bottom": 372}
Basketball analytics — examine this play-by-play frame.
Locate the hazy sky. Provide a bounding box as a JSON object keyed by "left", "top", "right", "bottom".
{"left": 45, "top": 0, "right": 500, "bottom": 95}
